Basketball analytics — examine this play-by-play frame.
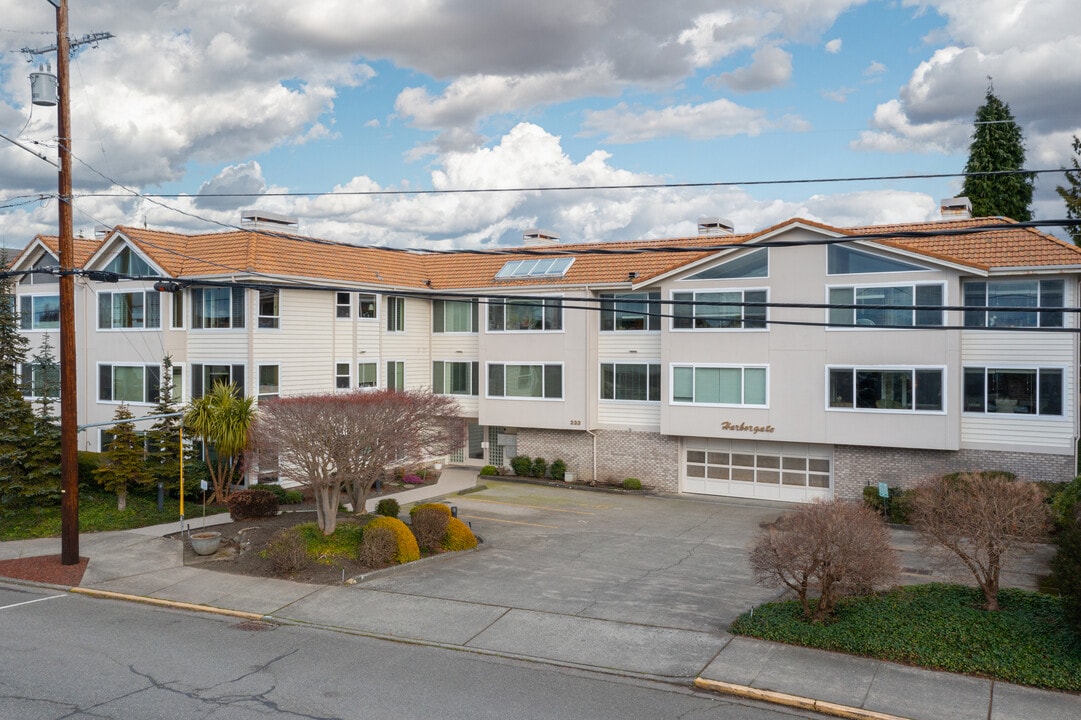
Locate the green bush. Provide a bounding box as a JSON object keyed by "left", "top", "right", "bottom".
{"left": 226, "top": 488, "right": 280, "bottom": 520}
{"left": 531, "top": 457, "right": 547, "bottom": 478}
{"left": 363, "top": 516, "right": 420, "bottom": 564}
{"left": 622, "top": 477, "right": 642, "bottom": 490}
{"left": 77, "top": 451, "right": 103, "bottom": 490}
{"left": 862, "top": 485, "right": 914, "bottom": 524}
{"left": 732, "top": 583, "right": 1081, "bottom": 692}
{"left": 549, "top": 459, "right": 567, "bottom": 481}
{"left": 1052, "top": 509, "right": 1081, "bottom": 634}
{"left": 443, "top": 516, "right": 478, "bottom": 551}
{"left": 510, "top": 455, "right": 533, "bottom": 476}
{"left": 375, "top": 498, "right": 400, "bottom": 518}
{"left": 1050, "top": 476, "right": 1081, "bottom": 526}
{"left": 479, "top": 465, "right": 499, "bottom": 476}
{"left": 256, "top": 483, "right": 304, "bottom": 505}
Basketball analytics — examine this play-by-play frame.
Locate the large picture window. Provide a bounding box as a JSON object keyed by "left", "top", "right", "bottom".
{"left": 828, "top": 284, "right": 943, "bottom": 327}
{"left": 600, "top": 292, "right": 660, "bottom": 331}
{"left": 601, "top": 363, "right": 660, "bottom": 401}
{"left": 488, "top": 298, "right": 563, "bottom": 331}
{"left": 190, "top": 363, "right": 245, "bottom": 399}
{"left": 433, "top": 299, "right": 478, "bottom": 333}
{"left": 828, "top": 368, "right": 944, "bottom": 411}
{"left": 488, "top": 363, "right": 563, "bottom": 399}
{"left": 672, "top": 290, "right": 767, "bottom": 329}
{"left": 671, "top": 366, "right": 767, "bottom": 405}
{"left": 19, "top": 294, "right": 60, "bottom": 330}
{"left": 98, "top": 290, "right": 162, "bottom": 330}
{"left": 433, "top": 361, "right": 479, "bottom": 395}
{"left": 191, "top": 287, "right": 246, "bottom": 329}
{"left": 99, "top": 364, "right": 161, "bottom": 404}
{"left": 963, "top": 279, "right": 1064, "bottom": 328}
{"left": 963, "top": 367, "right": 1062, "bottom": 415}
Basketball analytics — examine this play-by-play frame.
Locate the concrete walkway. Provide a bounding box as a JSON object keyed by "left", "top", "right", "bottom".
{"left": 1, "top": 470, "right": 1077, "bottom": 720}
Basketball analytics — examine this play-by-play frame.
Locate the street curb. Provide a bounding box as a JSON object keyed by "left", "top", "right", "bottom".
{"left": 70, "top": 587, "right": 267, "bottom": 622}
{"left": 693, "top": 678, "right": 910, "bottom": 720}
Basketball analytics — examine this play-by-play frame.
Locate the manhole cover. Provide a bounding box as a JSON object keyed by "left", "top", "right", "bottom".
{"left": 232, "top": 620, "right": 277, "bottom": 632}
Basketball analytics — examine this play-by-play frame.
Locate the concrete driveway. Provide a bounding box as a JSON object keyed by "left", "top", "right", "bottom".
{"left": 360, "top": 480, "right": 791, "bottom": 633}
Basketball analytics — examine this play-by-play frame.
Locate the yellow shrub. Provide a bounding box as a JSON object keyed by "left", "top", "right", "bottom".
{"left": 364, "top": 515, "right": 420, "bottom": 564}
{"left": 442, "top": 516, "right": 478, "bottom": 551}
{"left": 409, "top": 502, "right": 452, "bottom": 518}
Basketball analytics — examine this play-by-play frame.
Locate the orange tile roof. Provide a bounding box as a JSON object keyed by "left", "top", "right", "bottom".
{"left": 65, "top": 218, "right": 1081, "bottom": 291}
{"left": 23, "top": 235, "right": 103, "bottom": 268}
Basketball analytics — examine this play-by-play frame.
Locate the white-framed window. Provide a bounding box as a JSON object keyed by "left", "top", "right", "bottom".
{"left": 600, "top": 292, "right": 660, "bottom": 331}
{"left": 433, "top": 360, "right": 479, "bottom": 396}
{"left": 190, "top": 363, "right": 245, "bottom": 399}
{"left": 358, "top": 362, "right": 378, "bottom": 388}
{"left": 828, "top": 284, "right": 943, "bottom": 327}
{"left": 335, "top": 362, "right": 351, "bottom": 389}
{"left": 387, "top": 296, "right": 406, "bottom": 332}
{"left": 433, "top": 299, "right": 479, "bottom": 333}
{"left": 19, "top": 294, "right": 60, "bottom": 330}
{"left": 98, "top": 363, "right": 161, "bottom": 405}
{"left": 487, "top": 363, "right": 563, "bottom": 399}
{"left": 672, "top": 289, "right": 767, "bottom": 330}
{"left": 191, "top": 287, "right": 246, "bottom": 329}
{"left": 671, "top": 365, "right": 767, "bottom": 406}
{"left": 828, "top": 367, "right": 944, "bottom": 412}
{"left": 336, "top": 292, "right": 352, "bottom": 319}
{"left": 25, "top": 253, "right": 59, "bottom": 285}
{"left": 386, "top": 360, "right": 405, "bottom": 390}
{"left": 97, "top": 290, "right": 162, "bottom": 330}
{"left": 358, "top": 293, "right": 377, "bottom": 319}
{"left": 170, "top": 291, "right": 185, "bottom": 329}
{"left": 601, "top": 363, "right": 661, "bottom": 401}
{"left": 487, "top": 297, "right": 563, "bottom": 331}
{"left": 168, "top": 362, "right": 184, "bottom": 404}
{"left": 258, "top": 289, "right": 279, "bottom": 329}
{"left": 963, "top": 279, "right": 1064, "bottom": 328}
{"left": 687, "top": 248, "right": 768, "bottom": 280}
{"left": 258, "top": 365, "right": 279, "bottom": 401}
{"left": 827, "top": 245, "right": 928, "bottom": 275}
{"left": 963, "top": 367, "right": 1063, "bottom": 416}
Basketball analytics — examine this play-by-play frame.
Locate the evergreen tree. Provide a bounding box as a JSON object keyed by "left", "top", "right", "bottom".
{"left": 961, "top": 89, "right": 1034, "bottom": 221}
{"left": 94, "top": 404, "right": 152, "bottom": 511}
{"left": 145, "top": 355, "right": 184, "bottom": 493}
{"left": 1055, "top": 135, "right": 1081, "bottom": 245}
{"left": 21, "top": 335, "right": 61, "bottom": 504}
{"left": 0, "top": 253, "right": 39, "bottom": 506}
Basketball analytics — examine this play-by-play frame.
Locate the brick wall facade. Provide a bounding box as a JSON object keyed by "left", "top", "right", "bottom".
{"left": 833, "top": 445, "right": 1075, "bottom": 500}
{"left": 517, "top": 429, "right": 681, "bottom": 492}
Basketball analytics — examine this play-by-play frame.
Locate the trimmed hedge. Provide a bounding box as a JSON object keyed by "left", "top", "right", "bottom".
{"left": 363, "top": 515, "right": 420, "bottom": 564}
{"left": 622, "top": 477, "right": 642, "bottom": 490}
{"left": 227, "top": 488, "right": 279, "bottom": 520}
{"left": 862, "top": 485, "right": 913, "bottom": 524}
{"left": 443, "top": 516, "right": 478, "bottom": 551}
{"left": 549, "top": 459, "right": 567, "bottom": 481}
{"left": 375, "top": 498, "right": 400, "bottom": 518}
{"left": 409, "top": 502, "right": 452, "bottom": 518}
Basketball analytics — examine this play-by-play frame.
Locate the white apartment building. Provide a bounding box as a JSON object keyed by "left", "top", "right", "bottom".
{"left": 11, "top": 210, "right": 1080, "bottom": 502}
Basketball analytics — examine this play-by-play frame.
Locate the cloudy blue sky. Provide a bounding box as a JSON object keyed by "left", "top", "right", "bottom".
{"left": 1, "top": 0, "right": 1079, "bottom": 250}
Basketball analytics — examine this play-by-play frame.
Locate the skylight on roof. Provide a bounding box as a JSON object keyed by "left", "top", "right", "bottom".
{"left": 495, "top": 257, "right": 574, "bottom": 279}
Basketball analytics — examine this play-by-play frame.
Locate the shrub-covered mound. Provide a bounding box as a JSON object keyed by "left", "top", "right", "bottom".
{"left": 363, "top": 515, "right": 420, "bottom": 564}
{"left": 443, "top": 516, "right": 477, "bottom": 551}
{"left": 732, "top": 583, "right": 1081, "bottom": 692}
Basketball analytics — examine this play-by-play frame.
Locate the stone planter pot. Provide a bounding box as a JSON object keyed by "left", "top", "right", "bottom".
{"left": 189, "top": 531, "right": 222, "bottom": 556}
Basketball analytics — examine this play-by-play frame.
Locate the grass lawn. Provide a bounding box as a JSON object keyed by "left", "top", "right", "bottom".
{"left": 731, "top": 583, "right": 1081, "bottom": 692}
{"left": 0, "top": 491, "right": 228, "bottom": 541}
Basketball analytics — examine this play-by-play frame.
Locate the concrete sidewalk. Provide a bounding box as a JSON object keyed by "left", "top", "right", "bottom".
{"left": 1, "top": 471, "right": 1077, "bottom": 720}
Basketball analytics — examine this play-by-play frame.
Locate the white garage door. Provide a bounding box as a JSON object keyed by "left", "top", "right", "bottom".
{"left": 682, "top": 438, "right": 833, "bottom": 503}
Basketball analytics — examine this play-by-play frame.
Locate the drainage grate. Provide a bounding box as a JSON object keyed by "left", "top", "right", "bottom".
{"left": 232, "top": 620, "right": 277, "bottom": 632}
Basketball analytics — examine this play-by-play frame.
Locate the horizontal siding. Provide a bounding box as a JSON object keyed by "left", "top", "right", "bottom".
{"left": 253, "top": 290, "right": 336, "bottom": 396}
{"left": 431, "top": 333, "right": 479, "bottom": 357}
{"left": 961, "top": 330, "right": 1074, "bottom": 364}
{"left": 597, "top": 332, "right": 662, "bottom": 358}
{"left": 962, "top": 416, "right": 1074, "bottom": 449}
{"left": 598, "top": 401, "right": 661, "bottom": 428}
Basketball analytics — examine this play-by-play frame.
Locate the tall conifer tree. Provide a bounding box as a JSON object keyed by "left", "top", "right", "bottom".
{"left": 961, "top": 89, "right": 1034, "bottom": 221}
{"left": 1055, "top": 135, "right": 1081, "bottom": 245}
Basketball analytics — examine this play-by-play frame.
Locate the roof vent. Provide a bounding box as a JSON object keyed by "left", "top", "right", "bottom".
{"left": 698, "top": 217, "right": 734, "bottom": 237}
{"left": 241, "top": 211, "right": 299, "bottom": 232}
{"left": 94, "top": 226, "right": 112, "bottom": 240}
{"left": 523, "top": 228, "right": 560, "bottom": 246}
{"left": 939, "top": 197, "right": 972, "bottom": 220}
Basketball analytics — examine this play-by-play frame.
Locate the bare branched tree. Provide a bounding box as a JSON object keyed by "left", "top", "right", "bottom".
{"left": 749, "top": 500, "right": 900, "bottom": 623}
{"left": 250, "top": 390, "right": 463, "bottom": 534}
{"left": 910, "top": 472, "right": 1050, "bottom": 611}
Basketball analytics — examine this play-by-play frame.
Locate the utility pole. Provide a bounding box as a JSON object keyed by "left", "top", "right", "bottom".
{"left": 55, "top": 0, "right": 79, "bottom": 566}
